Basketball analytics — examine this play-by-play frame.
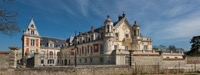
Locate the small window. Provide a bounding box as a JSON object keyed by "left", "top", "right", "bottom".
{"left": 134, "top": 30, "right": 136, "bottom": 36}
{"left": 31, "top": 30, "right": 34, "bottom": 35}
{"left": 41, "top": 60, "right": 44, "bottom": 64}
{"left": 85, "top": 58, "right": 87, "bottom": 63}
{"left": 90, "top": 58, "right": 93, "bottom": 63}
{"left": 114, "top": 45, "right": 118, "bottom": 50}
{"left": 115, "top": 33, "right": 119, "bottom": 37}
{"left": 144, "top": 45, "right": 148, "bottom": 50}
{"left": 125, "top": 34, "right": 129, "bottom": 38}
{"left": 31, "top": 24, "right": 34, "bottom": 28}
{"left": 57, "top": 52, "right": 60, "bottom": 57}
{"left": 125, "top": 46, "right": 128, "bottom": 51}
{"left": 100, "top": 57, "right": 104, "bottom": 64}
{"left": 79, "top": 59, "right": 82, "bottom": 63}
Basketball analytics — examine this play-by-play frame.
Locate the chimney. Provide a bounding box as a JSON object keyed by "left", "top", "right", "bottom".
{"left": 91, "top": 26, "right": 94, "bottom": 32}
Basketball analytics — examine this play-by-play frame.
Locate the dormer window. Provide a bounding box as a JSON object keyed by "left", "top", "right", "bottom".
{"left": 49, "top": 43, "right": 54, "bottom": 48}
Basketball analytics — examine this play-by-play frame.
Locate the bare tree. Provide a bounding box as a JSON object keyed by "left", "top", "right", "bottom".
{"left": 0, "top": 0, "right": 20, "bottom": 36}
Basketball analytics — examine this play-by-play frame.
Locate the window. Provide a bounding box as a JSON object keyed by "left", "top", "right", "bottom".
{"left": 31, "top": 30, "right": 34, "bottom": 35}
{"left": 125, "top": 46, "right": 128, "bottom": 51}
{"left": 49, "top": 43, "right": 54, "bottom": 48}
{"left": 57, "top": 60, "right": 60, "bottom": 64}
{"left": 100, "top": 44, "right": 104, "bottom": 54}
{"left": 100, "top": 32, "right": 104, "bottom": 39}
{"left": 65, "top": 59, "right": 67, "bottom": 65}
{"left": 134, "top": 30, "right": 136, "bottom": 36}
{"left": 69, "top": 59, "right": 70, "bottom": 65}
{"left": 49, "top": 51, "right": 53, "bottom": 58}
{"left": 79, "top": 59, "right": 81, "bottom": 63}
{"left": 79, "top": 48, "right": 81, "bottom": 55}
{"left": 48, "top": 59, "right": 54, "bottom": 64}
{"left": 125, "top": 34, "right": 129, "bottom": 38}
{"left": 114, "top": 45, "right": 118, "bottom": 50}
{"left": 90, "top": 58, "right": 93, "bottom": 63}
{"left": 31, "top": 39, "right": 35, "bottom": 46}
{"left": 85, "top": 47, "right": 87, "bottom": 54}
{"left": 57, "top": 52, "right": 60, "bottom": 57}
{"left": 31, "top": 24, "right": 34, "bottom": 28}
{"left": 100, "top": 57, "right": 104, "bottom": 64}
{"left": 85, "top": 58, "right": 87, "bottom": 63}
{"left": 115, "top": 33, "right": 119, "bottom": 37}
{"left": 90, "top": 46, "right": 93, "bottom": 54}
{"left": 107, "top": 25, "right": 110, "bottom": 32}
{"left": 144, "top": 45, "right": 148, "bottom": 50}
{"left": 125, "top": 56, "right": 130, "bottom": 65}
{"left": 40, "top": 51, "right": 45, "bottom": 57}
{"left": 41, "top": 60, "right": 44, "bottom": 64}
{"left": 91, "top": 35, "right": 93, "bottom": 41}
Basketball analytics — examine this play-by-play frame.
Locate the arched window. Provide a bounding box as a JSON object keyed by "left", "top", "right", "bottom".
{"left": 107, "top": 25, "right": 110, "bottom": 32}
{"left": 31, "top": 24, "right": 34, "bottom": 28}
{"left": 49, "top": 51, "right": 53, "bottom": 58}
{"left": 134, "top": 30, "right": 136, "bottom": 36}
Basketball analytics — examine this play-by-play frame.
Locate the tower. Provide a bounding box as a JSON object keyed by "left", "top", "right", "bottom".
{"left": 132, "top": 21, "right": 141, "bottom": 50}
{"left": 21, "top": 18, "right": 41, "bottom": 65}
{"left": 104, "top": 15, "right": 114, "bottom": 54}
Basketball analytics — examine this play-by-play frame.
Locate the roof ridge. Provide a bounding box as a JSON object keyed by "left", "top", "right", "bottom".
{"left": 41, "top": 36, "right": 65, "bottom": 40}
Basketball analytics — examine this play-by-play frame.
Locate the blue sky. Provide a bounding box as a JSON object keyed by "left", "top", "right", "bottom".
{"left": 1, "top": 0, "right": 200, "bottom": 51}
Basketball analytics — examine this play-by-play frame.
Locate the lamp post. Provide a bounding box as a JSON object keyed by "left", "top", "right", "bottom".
{"left": 128, "top": 50, "right": 132, "bottom": 66}
{"left": 74, "top": 31, "right": 78, "bottom": 67}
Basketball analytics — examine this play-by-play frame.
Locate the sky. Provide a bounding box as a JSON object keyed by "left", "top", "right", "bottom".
{"left": 1, "top": 0, "right": 200, "bottom": 51}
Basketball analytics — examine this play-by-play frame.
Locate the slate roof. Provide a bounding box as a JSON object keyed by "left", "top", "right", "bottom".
{"left": 40, "top": 36, "right": 65, "bottom": 48}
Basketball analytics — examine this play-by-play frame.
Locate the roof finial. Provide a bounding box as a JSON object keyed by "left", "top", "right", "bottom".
{"left": 134, "top": 21, "right": 137, "bottom": 24}
{"left": 122, "top": 11, "right": 126, "bottom": 17}
{"left": 107, "top": 15, "right": 110, "bottom": 18}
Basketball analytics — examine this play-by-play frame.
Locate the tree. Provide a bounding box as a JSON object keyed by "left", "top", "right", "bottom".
{"left": 153, "top": 45, "right": 159, "bottom": 51}
{"left": 168, "top": 45, "right": 176, "bottom": 51}
{"left": 0, "top": 0, "right": 20, "bottom": 36}
{"left": 159, "top": 45, "right": 167, "bottom": 51}
{"left": 187, "top": 36, "right": 200, "bottom": 56}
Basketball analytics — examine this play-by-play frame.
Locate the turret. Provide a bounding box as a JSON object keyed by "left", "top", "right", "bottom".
{"left": 132, "top": 21, "right": 140, "bottom": 38}
{"left": 104, "top": 15, "right": 113, "bottom": 33}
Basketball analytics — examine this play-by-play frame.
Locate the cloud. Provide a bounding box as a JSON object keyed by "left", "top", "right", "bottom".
{"left": 76, "top": 0, "right": 89, "bottom": 17}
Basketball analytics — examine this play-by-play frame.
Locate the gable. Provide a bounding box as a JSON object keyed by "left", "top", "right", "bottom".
{"left": 114, "top": 18, "right": 132, "bottom": 32}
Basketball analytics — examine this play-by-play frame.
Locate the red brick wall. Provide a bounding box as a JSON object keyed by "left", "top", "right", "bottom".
{"left": 36, "top": 39, "right": 39, "bottom": 47}
{"left": 26, "top": 38, "right": 29, "bottom": 46}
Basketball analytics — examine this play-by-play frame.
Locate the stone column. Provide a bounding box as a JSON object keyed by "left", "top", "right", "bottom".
{"left": 34, "top": 53, "right": 41, "bottom": 68}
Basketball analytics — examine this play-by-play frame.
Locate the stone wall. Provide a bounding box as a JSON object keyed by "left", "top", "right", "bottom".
{"left": 0, "top": 54, "right": 9, "bottom": 69}
{"left": 0, "top": 66, "right": 134, "bottom": 75}
{"left": 132, "top": 56, "right": 161, "bottom": 65}
{"left": 162, "top": 60, "right": 186, "bottom": 69}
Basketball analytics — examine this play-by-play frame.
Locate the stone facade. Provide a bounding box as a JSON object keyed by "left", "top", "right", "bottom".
{"left": 9, "top": 47, "right": 22, "bottom": 68}
{"left": 61, "top": 13, "right": 153, "bottom": 66}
